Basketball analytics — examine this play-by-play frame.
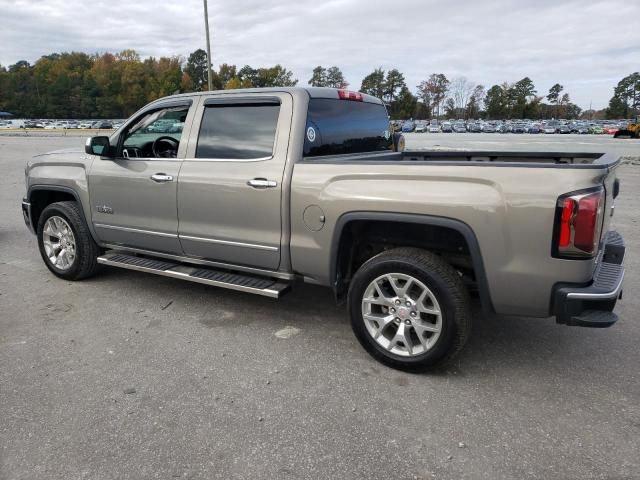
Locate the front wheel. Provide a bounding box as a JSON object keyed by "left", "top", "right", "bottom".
{"left": 348, "top": 248, "right": 472, "bottom": 371}
{"left": 37, "top": 201, "right": 100, "bottom": 280}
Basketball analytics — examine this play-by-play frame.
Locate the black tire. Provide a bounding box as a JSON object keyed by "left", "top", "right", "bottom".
{"left": 348, "top": 247, "right": 472, "bottom": 371}
{"left": 37, "top": 201, "right": 100, "bottom": 280}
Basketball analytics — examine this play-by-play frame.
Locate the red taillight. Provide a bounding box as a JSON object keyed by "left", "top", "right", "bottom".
{"left": 573, "top": 192, "right": 602, "bottom": 253}
{"left": 338, "top": 89, "right": 363, "bottom": 101}
{"left": 554, "top": 189, "right": 604, "bottom": 258}
{"left": 559, "top": 198, "right": 575, "bottom": 247}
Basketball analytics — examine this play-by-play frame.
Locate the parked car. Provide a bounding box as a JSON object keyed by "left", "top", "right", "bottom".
{"left": 603, "top": 126, "right": 619, "bottom": 135}
{"left": 558, "top": 124, "right": 571, "bottom": 134}
{"left": 482, "top": 124, "right": 497, "bottom": 133}
{"left": 429, "top": 121, "right": 441, "bottom": 133}
{"left": 527, "top": 124, "right": 542, "bottom": 134}
{"left": 401, "top": 121, "right": 416, "bottom": 133}
{"left": 543, "top": 124, "right": 557, "bottom": 134}
{"left": 453, "top": 122, "right": 467, "bottom": 133}
{"left": 414, "top": 120, "right": 428, "bottom": 133}
{"left": 441, "top": 121, "right": 453, "bottom": 133}
{"left": 468, "top": 122, "right": 482, "bottom": 133}
{"left": 511, "top": 123, "right": 526, "bottom": 134}
{"left": 21, "top": 87, "right": 625, "bottom": 371}
{"left": 590, "top": 125, "right": 604, "bottom": 134}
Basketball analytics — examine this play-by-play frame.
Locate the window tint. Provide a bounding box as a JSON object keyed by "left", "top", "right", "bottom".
{"left": 304, "top": 99, "right": 392, "bottom": 157}
{"left": 196, "top": 103, "right": 280, "bottom": 159}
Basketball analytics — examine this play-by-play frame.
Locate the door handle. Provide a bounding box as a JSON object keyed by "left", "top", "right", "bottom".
{"left": 150, "top": 173, "right": 174, "bottom": 183}
{"left": 247, "top": 178, "right": 277, "bottom": 189}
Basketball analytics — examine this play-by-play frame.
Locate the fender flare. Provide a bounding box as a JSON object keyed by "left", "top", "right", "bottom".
{"left": 329, "top": 211, "right": 494, "bottom": 313}
{"left": 27, "top": 184, "right": 98, "bottom": 243}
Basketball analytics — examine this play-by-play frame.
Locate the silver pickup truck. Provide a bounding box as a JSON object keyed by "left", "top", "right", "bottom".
{"left": 21, "top": 87, "right": 626, "bottom": 370}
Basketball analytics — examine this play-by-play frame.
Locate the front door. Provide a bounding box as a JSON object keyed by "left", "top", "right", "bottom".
{"left": 177, "top": 93, "right": 292, "bottom": 270}
{"left": 89, "top": 101, "right": 195, "bottom": 254}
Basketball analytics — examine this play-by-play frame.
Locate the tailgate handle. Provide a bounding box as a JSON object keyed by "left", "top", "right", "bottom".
{"left": 247, "top": 178, "right": 277, "bottom": 189}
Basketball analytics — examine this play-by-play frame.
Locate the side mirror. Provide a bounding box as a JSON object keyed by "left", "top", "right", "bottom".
{"left": 85, "top": 136, "right": 111, "bottom": 156}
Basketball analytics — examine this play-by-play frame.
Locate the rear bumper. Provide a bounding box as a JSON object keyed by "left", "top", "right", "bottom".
{"left": 553, "top": 231, "right": 625, "bottom": 327}
{"left": 21, "top": 198, "right": 35, "bottom": 234}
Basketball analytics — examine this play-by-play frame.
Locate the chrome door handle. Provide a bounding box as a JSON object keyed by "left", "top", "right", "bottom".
{"left": 150, "top": 173, "right": 174, "bottom": 183}
{"left": 247, "top": 178, "right": 277, "bottom": 189}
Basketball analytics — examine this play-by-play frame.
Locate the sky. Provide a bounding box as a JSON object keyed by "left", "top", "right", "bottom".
{"left": 1, "top": 0, "right": 638, "bottom": 110}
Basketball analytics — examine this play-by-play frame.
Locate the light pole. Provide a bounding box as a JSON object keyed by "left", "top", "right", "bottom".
{"left": 203, "top": 0, "right": 213, "bottom": 91}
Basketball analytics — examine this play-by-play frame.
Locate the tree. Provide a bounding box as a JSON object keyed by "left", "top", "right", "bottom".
{"left": 308, "top": 66, "right": 327, "bottom": 87}
{"left": 547, "top": 83, "right": 563, "bottom": 118}
{"left": 416, "top": 73, "right": 449, "bottom": 118}
{"left": 484, "top": 84, "right": 508, "bottom": 119}
{"left": 383, "top": 69, "right": 406, "bottom": 103}
{"left": 326, "top": 66, "right": 347, "bottom": 88}
{"left": 309, "top": 66, "right": 347, "bottom": 88}
{"left": 449, "top": 77, "right": 475, "bottom": 116}
{"left": 185, "top": 49, "right": 209, "bottom": 90}
{"left": 360, "top": 68, "right": 386, "bottom": 99}
{"left": 466, "top": 85, "right": 485, "bottom": 119}
{"left": 444, "top": 98, "right": 456, "bottom": 118}
{"left": 388, "top": 86, "right": 417, "bottom": 119}
{"left": 607, "top": 72, "right": 640, "bottom": 118}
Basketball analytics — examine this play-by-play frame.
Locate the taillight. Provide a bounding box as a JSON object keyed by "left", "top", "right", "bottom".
{"left": 337, "top": 89, "right": 363, "bottom": 101}
{"left": 553, "top": 188, "right": 604, "bottom": 258}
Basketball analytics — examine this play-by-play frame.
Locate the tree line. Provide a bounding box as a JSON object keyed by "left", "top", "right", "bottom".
{"left": 0, "top": 48, "right": 637, "bottom": 120}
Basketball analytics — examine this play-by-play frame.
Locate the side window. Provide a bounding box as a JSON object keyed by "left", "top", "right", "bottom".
{"left": 120, "top": 106, "right": 189, "bottom": 158}
{"left": 196, "top": 102, "right": 280, "bottom": 160}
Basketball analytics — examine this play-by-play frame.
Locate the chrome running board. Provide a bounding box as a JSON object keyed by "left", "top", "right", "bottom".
{"left": 97, "top": 252, "right": 290, "bottom": 298}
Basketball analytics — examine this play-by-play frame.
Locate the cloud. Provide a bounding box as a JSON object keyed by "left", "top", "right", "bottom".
{"left": 0, "top": 0, "right": 638, "bottom": 108}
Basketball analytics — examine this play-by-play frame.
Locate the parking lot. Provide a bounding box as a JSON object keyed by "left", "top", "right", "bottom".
{"left": 1, "top": 135, "right": 639, "bottom": 479}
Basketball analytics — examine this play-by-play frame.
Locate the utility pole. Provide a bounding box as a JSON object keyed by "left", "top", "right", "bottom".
{"left": 203, "top": 0, "right": 213, "bottom": 91}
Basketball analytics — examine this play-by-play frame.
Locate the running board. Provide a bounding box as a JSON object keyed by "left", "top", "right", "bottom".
{"left": 97, "top": 252, "right": 290, "bottom": 298}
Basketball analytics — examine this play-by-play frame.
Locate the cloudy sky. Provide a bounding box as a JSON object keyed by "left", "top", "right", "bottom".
{"left": 1, "top": 0, "right": 638, "bottom": 109}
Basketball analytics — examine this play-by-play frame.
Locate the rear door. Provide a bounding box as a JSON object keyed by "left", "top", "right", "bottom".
{"left": 177, "top": 93, "right": 293, "bottom": 270}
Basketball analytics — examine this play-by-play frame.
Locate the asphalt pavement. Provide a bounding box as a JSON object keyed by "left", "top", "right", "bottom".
{"left": 1, "top": 136, "right": 639, "bottom": 479}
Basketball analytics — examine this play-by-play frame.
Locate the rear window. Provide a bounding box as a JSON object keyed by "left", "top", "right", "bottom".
{"left": 304, "top": 99, "right": 392, "bottom": 157}
{"left": 196, "top": 103, "right": 280, "bottom": 159}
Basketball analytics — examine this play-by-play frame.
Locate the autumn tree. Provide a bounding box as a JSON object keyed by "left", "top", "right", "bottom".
{"left": 416, "top": 73, "right": 449, "bottom": 118}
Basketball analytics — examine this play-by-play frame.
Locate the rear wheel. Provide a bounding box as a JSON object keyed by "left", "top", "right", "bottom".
{"left": 37, "top": 201, "right": 100, "bottom": 280}
{"left": 348, "top": 248, "right": 472, "bottom": 371}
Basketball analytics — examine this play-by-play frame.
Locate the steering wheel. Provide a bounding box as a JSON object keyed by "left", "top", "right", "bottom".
{"left": 152, "top": 136, "right": 179, "bottom": 158}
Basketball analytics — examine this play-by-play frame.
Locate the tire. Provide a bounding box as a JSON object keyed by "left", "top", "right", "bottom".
{"left": 37, "top": 201, "right": 100, "bottom": 280}
{"left": 348, "top": 247, "right": 472, "bottom": 371}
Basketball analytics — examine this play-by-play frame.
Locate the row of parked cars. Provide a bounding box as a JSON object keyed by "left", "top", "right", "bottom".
{"left": 395, "top": 119, "right": 629, "bottom": 135}
{"left": 0, "top": 119, "right": 124, "bottom": 129}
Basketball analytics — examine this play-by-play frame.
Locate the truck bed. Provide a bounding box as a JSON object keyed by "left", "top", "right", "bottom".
{"left": 401, "top": 150, "right": 619, "bottom": 166}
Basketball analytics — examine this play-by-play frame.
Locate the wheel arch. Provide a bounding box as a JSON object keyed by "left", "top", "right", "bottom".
{"left": 27, "top": 185, "right": 98, "bottom": 243}
{"left": 330, "top": 212, "right": 494, "bottom": 313}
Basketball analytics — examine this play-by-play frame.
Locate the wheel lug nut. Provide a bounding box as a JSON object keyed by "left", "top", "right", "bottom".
{"left": 410, "top": 311, "right": 416, "bottom": 317}
{"left": 395, "top": 300, "right": 401, "bottom": 306}
{"left": 405, "top": 301, "right": 411, "bottom": 307}
{"left": 390, "top": 308, "right": 395, "bottom": 313}
{"left": 405, "top": 319, "right": 411, "bottom": 325}
{"left": 395, "top": 317, "right": 400, "bottom": 323}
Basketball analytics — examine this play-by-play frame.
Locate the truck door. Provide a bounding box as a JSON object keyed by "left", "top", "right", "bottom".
{"left": 177, "top": 93, "right": 293, "bottom": 270}
{"left": 89, "top": 99, "right": 195, "bottom": 254}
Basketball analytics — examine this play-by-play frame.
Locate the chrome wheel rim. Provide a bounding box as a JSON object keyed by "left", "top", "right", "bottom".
{"left": 362, "top": 273, "right": 442, "bottom": 357}
{"left": 42, "top": 216, "right": 76, "bottom": 271}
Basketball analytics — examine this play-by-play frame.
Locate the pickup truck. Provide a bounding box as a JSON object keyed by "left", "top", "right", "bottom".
{"left": 21, "top": 87, "right": 626, "bottom": 370}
